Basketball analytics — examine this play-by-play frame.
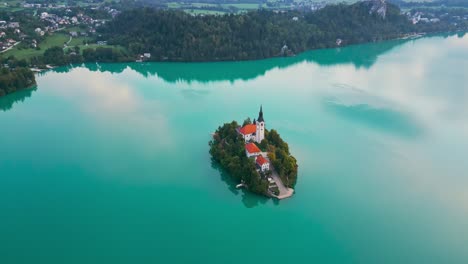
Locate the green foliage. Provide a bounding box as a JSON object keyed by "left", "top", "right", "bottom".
{"left": 98, "top": 3, "right": 419, "bottom": 62}
{"left": 266, "top": 129, "right": 298, "bottom": 188}
{"left": 43, "top": 46, "right": 67, "bottom": 65}
{"left": 242, "top": 117, "right": 252, "bottom": 126}
{"left": 209, "top": 121, "right": 269, "bottom": 195}
{"left": 82, "top": 47, "right": 129, "bottom": 62}
{"left": 0, "top": 65, "right": 36, "bottom": 97}
{"left": 26, "top": 45, "right": 130, "bottom": 67}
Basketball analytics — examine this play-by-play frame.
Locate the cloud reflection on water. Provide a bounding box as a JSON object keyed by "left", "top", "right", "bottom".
{"left": 31, "top": 33, "right": 468, "bottom": 211}
{"left": 40, "top": 67, "right": 173, "bottom": 149}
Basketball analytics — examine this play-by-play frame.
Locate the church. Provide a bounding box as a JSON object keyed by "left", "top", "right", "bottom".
{"left": 239, "top": 106, "right": 265, "bottom": 143}
{"left": 238, "top": 106, "right": 270, "bottom": 172}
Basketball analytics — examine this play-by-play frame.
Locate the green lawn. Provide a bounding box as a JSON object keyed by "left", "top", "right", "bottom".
{"left": 185, "top": 9, "right": 227, "bottom": 15}
{"left": 63, "top": 43, "right": 127, "bottom": 56}
{"left": 167, "top": 2, "right": 182, "bottom": 8}
{"left": 221, "top": 3, "right": 262, "bottom": 9}
{"left": 67, "top": 36, "right": 90, "bottom": 46}
{"left": 2, "top": 33, "right": 70, "bottom": 60}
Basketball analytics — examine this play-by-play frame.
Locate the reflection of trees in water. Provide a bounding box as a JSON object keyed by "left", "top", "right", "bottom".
{"left": 55, "top": 36, "right": 417, "bottom": 84}
{"left": 323, "top": 101, "right": 423, "bottom": 139}
{"left": 0, "top": 87, "right": 37, "bottom": 112}
{"left": 211, "top": 159, "right": 270, "bottom": 208}
{"left": 211, "top": 159, "right": 239, "bottom": 196}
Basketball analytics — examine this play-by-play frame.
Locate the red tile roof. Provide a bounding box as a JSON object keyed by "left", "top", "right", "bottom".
{"left": 256, "top": 155, "right": 268, "bottom": 166}
{"left": 245, "top": 142, "right": 261, "bottom": 154}
{"left": 239, "top": 124, "right": 256, "bottom": 135}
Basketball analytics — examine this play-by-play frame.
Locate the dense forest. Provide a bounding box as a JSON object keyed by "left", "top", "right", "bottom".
{"left": 98, "top": 2, "right": 415, "bottom": 61}
{"left": 3, "top": 1, "right": 467, "bottom": 68}
{"left": 0, "top": 66, "right": 36, "bottom": 97}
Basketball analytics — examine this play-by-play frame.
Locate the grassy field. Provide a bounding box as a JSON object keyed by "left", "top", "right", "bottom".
{"left": 185, "top": 9, "right": 227, "bottom": 15}
{"left": 221, "top": 3, "right": 262, "bottom": 9}
{"left": 67, "top": 36, "right": 89, "bottom": 46}
{"left": 2, "top": 33, "right": 70, "bottom": 60}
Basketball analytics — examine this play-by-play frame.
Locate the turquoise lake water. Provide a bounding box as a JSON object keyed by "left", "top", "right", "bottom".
{"left": 1, "top": 33, "right": 468, "bottom": 263}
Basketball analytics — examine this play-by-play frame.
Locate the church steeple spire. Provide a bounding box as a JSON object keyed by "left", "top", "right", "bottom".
{"left": 257, "top": 105, "right": 264, "bottom": 123}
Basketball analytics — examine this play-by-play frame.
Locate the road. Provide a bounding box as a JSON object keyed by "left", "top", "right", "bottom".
{"left": 270, "top": 168, "right": 294, "bottom": 200}
{"left": 1, "top": 41, "right": 21, "bottom": 53}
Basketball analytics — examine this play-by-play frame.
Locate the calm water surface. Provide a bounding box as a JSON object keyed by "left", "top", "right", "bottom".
{"left": 1, "top": 34, "right": 468, "bottom": 264}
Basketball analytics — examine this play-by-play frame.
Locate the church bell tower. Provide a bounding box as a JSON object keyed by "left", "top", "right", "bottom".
{"left": 256, "top": 105, "right": 265, "bottom": 143}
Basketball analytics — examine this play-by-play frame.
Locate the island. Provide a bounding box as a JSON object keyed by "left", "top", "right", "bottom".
{"left": 209, "top": 106, "right": 298, "bottom": 199}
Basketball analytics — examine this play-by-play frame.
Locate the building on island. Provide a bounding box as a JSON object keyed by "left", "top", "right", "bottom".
{"left": 245, "top": 142, "right": 261, "bottom": 158}
{"left": 239, "top": 106, "right": 270, "bottom": 173}
{"left": 239, "top": 106, "right": 265, "bottom": 143}
{"left": 256, "top": 155, "right": 270, "bottom": 172}
{"left": 239, "top": 124, "right": 256, "bottom": 142}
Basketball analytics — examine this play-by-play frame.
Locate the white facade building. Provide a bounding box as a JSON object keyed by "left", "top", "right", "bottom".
{"left": 239, "top": 105, "right": 265, "bottom": 143}
{"left": 255, "top": 105, "right": 265, "bottom": 143}
{"left": 256, "top": 155, "right": 270, "bottom": 172}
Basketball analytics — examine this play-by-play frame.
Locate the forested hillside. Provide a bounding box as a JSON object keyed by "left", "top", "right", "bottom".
{"left": 99, "top": 2, "right": 415, "bottom": 61}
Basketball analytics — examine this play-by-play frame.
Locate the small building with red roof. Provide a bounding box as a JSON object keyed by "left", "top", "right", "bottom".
{"left": 256, "top": 155, "right": 270, "bottom": 172}
{"left": 239, "top": 124, "right": 256, "bottom": 142}
{"left": 245, "top": 142, "right": 261, "bottom": 158}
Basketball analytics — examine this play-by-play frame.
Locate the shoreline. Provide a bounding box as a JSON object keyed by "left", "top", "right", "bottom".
{"left": 1, "top": 30, "right": 465, "bottom": 98}
{"left": 34, "top": 30, "right": 467, "bottom": 70}
{"left": 0, "top": 83, "right": 37, "bottom": 99}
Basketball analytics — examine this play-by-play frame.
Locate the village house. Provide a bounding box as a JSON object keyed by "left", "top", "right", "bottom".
{"left": 8, "top": 22, "right": 20, "bottom": 28}
{"left": 239, "top": 123, "right": 256, "bottom": 142}
{"left": 256, "top": 155, "right": 270, "bottom": 172}
{"left": 245, "top": 142, "right": 261, "bottom": 158}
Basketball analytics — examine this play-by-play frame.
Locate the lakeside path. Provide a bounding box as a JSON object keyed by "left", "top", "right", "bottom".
{"left": 259, "top": 151, "right": 294, "bottom": 199}
{"left": 270, "top": 168, "right": 294, "bottom": 200}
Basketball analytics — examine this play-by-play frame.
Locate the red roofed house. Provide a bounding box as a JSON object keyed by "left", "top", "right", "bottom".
{"left": 256, "top": 155, "right": 270, "bottom": 172}
{"left": 238, "top": 106, "right": 265, "bottom": 143}
{"left": 239, "top": 124, "right": 256, "bottom": 142}
{"left": 245, "top": 142, "right": 261, "bottom": 158}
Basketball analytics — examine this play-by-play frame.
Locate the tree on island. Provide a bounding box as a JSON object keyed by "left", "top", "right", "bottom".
{"left": 263, "top": 129, "right": 298, "bottom": 188}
